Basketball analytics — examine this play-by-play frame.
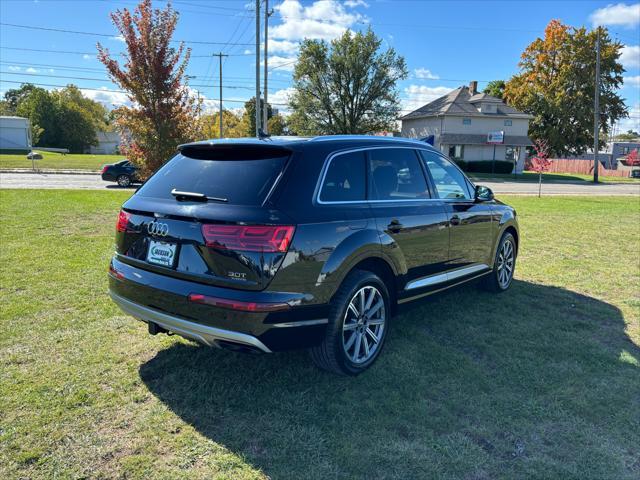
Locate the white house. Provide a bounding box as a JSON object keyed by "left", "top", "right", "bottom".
{"left": 88, "top": 131, "right": 120, "bottom": 155}
{"left": 401, "top": 82, "right": 533, "bottom": 173}
{"left": 0, "top": 116, "right": 31, "bottom": 153}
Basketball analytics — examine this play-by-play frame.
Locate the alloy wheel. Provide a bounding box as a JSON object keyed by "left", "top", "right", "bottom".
{"left": 117, "top": 175, "right": 131, "bottom": 187}
{"left": 497, "top": 238, "right": 515, "bottom": 288}
{"left": 342, "top": 285, "right": 386, "bottom": 364}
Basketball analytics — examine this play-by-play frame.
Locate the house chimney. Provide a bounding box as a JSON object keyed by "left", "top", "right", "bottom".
{"left": 469, "top": 80, "right": 478, "bottom": 95}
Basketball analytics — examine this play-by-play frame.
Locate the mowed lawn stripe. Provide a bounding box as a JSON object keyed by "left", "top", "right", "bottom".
{"left": 0, "top": 190, "right": 638, "bottom": 479}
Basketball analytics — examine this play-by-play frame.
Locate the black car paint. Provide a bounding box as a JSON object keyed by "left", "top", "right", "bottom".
{"left": 101, "top": 160, "right": 138, "bottom": 183}
{"left": 109, "top": 136, "right": 519, "bottom": 352}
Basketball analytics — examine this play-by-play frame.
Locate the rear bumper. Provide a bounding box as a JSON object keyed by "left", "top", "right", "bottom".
{"left": 110, "top": 290, "right": 273, "bottom": 352}
{"left": 108, "top": 257, "right": 329, "bottom": 351}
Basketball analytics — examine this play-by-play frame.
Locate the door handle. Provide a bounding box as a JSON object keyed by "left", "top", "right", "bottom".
{"left": 450, "top": 215, "right": 460, "bottom": 226}
{"left": 387, "top": 220, "right": 403, "bottom": 233}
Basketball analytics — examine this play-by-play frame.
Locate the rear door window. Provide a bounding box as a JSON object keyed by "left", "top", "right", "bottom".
{"left": 137, "top": 152, "right": 288, "bottom": 205}
{"left": 319, "top": 151, "right": 366, "bottom": 202}
{"left": 367, "top": 148, "right": 430, "bottom": 200}
{"left": 419, "top": 150, "right": 472, "bottom": 200}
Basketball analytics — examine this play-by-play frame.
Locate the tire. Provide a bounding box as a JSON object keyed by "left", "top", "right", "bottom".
{"left": 310, "top": 269, "right": 391, "bottom": 375}
{"left": 116, "top": 175, "right": 131, "bottom": 187}
{"left": 481, "top": 231, "right": 517, "bottom": 293}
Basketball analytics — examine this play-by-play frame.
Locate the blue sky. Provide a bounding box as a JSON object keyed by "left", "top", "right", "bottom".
{"left": 1, "top": 0, "right": 639, "bottom": 132}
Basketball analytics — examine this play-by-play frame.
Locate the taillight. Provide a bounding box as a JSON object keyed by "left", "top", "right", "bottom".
{"left": 101, "top": 165, "right": 109, "bottom": 174}
{"left": 201, "top": 224, "right": 295, "bottom": 253}
{"left": 188, "top": 293, "right": 290, "bottom": 312}
{"left": 116, "top": 210, "right": 131, "bottom": 232}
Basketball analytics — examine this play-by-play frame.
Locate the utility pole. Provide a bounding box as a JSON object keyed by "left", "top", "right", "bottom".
{"left": 213, "top": 52, "right": 228, "bottom": 137}
{"left": 255, "top": 0, "right": 261, "bottom": 137}
{"left": 593, "top": 27, "right": 601, "bottom": 183}
{"left": 263, "top": 0, "right": 272, "bottom": 134}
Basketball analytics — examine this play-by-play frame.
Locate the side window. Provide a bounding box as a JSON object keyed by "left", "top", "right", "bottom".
{"left": 319, "top": 151, "right": 365, "bottom": 202}
{"left": 367, "top": 148, "right": 430, "bottom": 200}
{"left": 420, "top": 151, "right": 472, "bottom": 200}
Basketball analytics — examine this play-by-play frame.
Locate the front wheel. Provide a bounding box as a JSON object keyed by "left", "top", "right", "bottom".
{"left": 310, "top": 270, "right": 390, "bottom": 375}
{"left": 481, "top": 232, "right": 516, "bottom": 292}
{"left": 116, "top": 174, "right": 131, "bottom": 187}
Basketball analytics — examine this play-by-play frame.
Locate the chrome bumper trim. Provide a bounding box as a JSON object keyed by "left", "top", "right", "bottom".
{"left": 109, "top": 290, "right": 272, "bottom": 353}
{"left": 404, "top": 263, "right": 490, "bottom": 290}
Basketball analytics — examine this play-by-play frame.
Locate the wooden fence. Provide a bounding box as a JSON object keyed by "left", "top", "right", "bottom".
{"left": 525, "top": 158, "right": 630, "bottom": 178}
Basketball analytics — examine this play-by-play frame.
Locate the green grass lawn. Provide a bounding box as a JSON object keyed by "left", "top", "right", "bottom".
{"left": 0, "top": 150, "right": 124, "bottom": 170}
{"left": 1, "top": 191, "right": 638, "bottom": 479}
{"left": 469, "top": 171, "right": 640, "bottom": 184}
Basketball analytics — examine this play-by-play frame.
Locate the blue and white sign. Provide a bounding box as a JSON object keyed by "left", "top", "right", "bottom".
{"left": 487, "top": 131, "right": 505, "bottom": 144}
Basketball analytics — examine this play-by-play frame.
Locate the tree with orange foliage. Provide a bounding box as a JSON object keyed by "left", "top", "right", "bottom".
{"left": 97, "top": 0, "right": 199, "bottom": 177}
{"left": 505, "top": 20, "right": 627, "bottom": 157}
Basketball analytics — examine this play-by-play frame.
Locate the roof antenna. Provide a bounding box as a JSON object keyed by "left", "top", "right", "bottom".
{"left": 258, "top": 128, "right": 271, "bottom": 139}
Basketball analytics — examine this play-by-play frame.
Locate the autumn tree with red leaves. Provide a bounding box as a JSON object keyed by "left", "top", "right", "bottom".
{"left": 531, "top": 139, "right": 551, "bottom": 197}
{"left": 97, "top": 0, "right": 198, "bottom": 177}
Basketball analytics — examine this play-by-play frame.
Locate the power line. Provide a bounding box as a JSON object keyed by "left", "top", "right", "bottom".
{"left": 0, "top": 22, "right": 256, "bottom": 46}
{"left": 0, "top": 46, "right": 250, "bottom": 57}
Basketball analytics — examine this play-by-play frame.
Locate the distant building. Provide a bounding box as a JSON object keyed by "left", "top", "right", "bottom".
{"left": 400, "top": 81, "right": 533, "bottom": 173}
{"left": 88, "top": 131, "right": 120, "bottom": 155}
{"left": 0, "top": 116, "right": 31, "bottom": 154}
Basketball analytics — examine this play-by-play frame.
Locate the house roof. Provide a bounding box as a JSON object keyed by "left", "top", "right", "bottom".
{"left": 440, "top": 133, "right": 533, "bottom": 146}
{"left": 401, "top": 86, "right": 532, "bottom": 120}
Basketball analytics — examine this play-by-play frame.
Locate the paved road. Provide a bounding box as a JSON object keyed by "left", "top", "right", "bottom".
{"left": 1, "top": 172, "right": 640, "bottom": 196}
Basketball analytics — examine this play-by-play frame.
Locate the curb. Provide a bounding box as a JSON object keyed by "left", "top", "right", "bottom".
{"left": 0, "top": 169, "right": 100, "bottom": 175}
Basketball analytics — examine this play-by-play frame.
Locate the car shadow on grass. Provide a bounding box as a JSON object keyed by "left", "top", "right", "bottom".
{"left": 139, "top": 280, "right": 640, "bottom": 479}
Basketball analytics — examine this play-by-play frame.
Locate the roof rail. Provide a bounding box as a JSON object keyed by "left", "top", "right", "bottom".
{"left": 309, "top": 134, "right": 429, "bottom": 145}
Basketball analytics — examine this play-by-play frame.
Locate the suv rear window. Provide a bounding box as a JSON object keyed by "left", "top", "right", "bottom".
{"left": 137, "top": 153, "right": 288, "bottom": 205}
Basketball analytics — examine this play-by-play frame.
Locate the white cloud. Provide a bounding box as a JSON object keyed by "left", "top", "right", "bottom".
{"left": 269, "top": 87, "right": 296, "bottom": 114}
{"left": 344, "top": 0, "right": 369, "bottom": 7}
{"left": 243, "top": 49, "right": 252, "bottom": 55}
{"left": 590, "top": 3, "right": 640, "bottom": 27}
{"left": 270, "top": 0, "right": 365, "bottom": 42}
{"left": 266, "top": 55, "right": 297, "bottom": 72}
{"left": 110, "top": 35, "right": 125, "bottom": 42}
{"left": 8, "top": 66, "right": 21, "bottom": 71}
{"left": 616, "top": 103, "right": 640, "bottom": 132}
{"left": 80, "top": 87, "right": 130, "bottom": 109}
{"left": 269, "top": 39, "right": 299, "bottom": 55}
{"left": 621, "top": 44, "right": 640, "bottom": 68}
{"left": 414, "top": 68, "right": 439, "bottom": 80}
{"left": 624, "top": 75, "right": 640, "bottom": 86}
{"left": 187, "top": 87, "right": 221, "bottom": 114}
{"left": 82, "top": 54, "right": 94, "bottom": 60}
{"left": 402, "top": 85, "right": 453, "bottom": 113}
{"left": 25, "top": 67, "right": 39, "bottom": 73}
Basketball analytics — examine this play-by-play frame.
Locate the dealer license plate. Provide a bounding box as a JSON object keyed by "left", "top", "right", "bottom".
{"left": 147, "top": 240, "right": 177, "bottom": 267}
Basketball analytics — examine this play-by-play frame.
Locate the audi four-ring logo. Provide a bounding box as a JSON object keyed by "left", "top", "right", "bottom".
{"left": 147, "top": 222, "right": 169, "bottom": 237}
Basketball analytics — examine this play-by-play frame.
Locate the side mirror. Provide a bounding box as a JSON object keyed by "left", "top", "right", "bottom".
{"left": 475, "top": 185, "right": 494, "bottom": 202}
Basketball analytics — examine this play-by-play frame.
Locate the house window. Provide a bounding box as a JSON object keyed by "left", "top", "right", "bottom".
{"left": 621, "top": 147, "right": 630, "bottom": 155}
{"left": 505, "top": 146, "right": 519, "bottom": 162}
{"left": 504, "top": 120, "right": 512, "bottom": 126}
{"left": 462, "top": 118, "right": 471, "bottom": 125}
{"left": 448, "top": 145, "right": 464, "bottom": 160}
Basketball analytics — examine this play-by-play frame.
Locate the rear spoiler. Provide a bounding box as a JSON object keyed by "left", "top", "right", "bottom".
{"left": 178, "top": 142, "right": 292, "bottom": 160}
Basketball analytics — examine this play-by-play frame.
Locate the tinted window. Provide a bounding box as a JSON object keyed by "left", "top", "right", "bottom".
{"left": 420, "top": 151, "right": 472, "bottom": 200}
{"left": 137, "top": 153, "right": 287, "bottom": 205}
{"left": 368, "top": 148, "right": 429, "bottom": 200}
{"left": 319, "top": 151, "right": 365, "bottom": 202}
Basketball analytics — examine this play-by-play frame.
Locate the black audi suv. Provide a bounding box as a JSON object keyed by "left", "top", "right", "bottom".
{"left": 109, "top": 136, "right": 519, "bottom": 375}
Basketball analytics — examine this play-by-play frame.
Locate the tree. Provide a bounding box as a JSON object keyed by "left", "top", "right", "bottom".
{"left": 268, "top": 114, "right": 287, "bottom": 135}
{"left": 505, "top": 20, "right": 627, "bottom": 156}
{"left": 98, "top": 0, "right": 199, "bottom": 177}
{"left": 483, "top": 80, "right": 506, "bottom": 99}
{"left": 2, "top": 84, "right": 39, "bottom": 114}
{"left": 530, "top": 139, "right": 552, "bottom": 197}
{"left": 242, "top": 97, "right": 273, "bottom": 137}
{"left": 289, "top": 28, "right": 407, "bottom": 135}
{"left": 616, "top": 130, "right": 639, "bottom": 141}
{"left": 198, "top": 110, "right": 247, "bottom": 139}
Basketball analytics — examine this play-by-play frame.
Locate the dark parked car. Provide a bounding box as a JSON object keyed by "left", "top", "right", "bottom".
{"left": 101, "top": 160, "right": 138, "bottom": 187}
{"left": 109, "top": 136, "right": 519, "bottom": 375}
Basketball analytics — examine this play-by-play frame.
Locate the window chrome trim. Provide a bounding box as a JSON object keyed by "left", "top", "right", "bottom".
{"left": 404, "top": 263, "right": 490, "bottom": 291}
{"left": 315, "top": 145, "right": 442, "bottom": 205}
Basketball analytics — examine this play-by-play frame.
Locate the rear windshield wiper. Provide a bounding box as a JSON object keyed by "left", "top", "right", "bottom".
{"left": 171, "top": 188, "right": 228, "bottom": 203}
